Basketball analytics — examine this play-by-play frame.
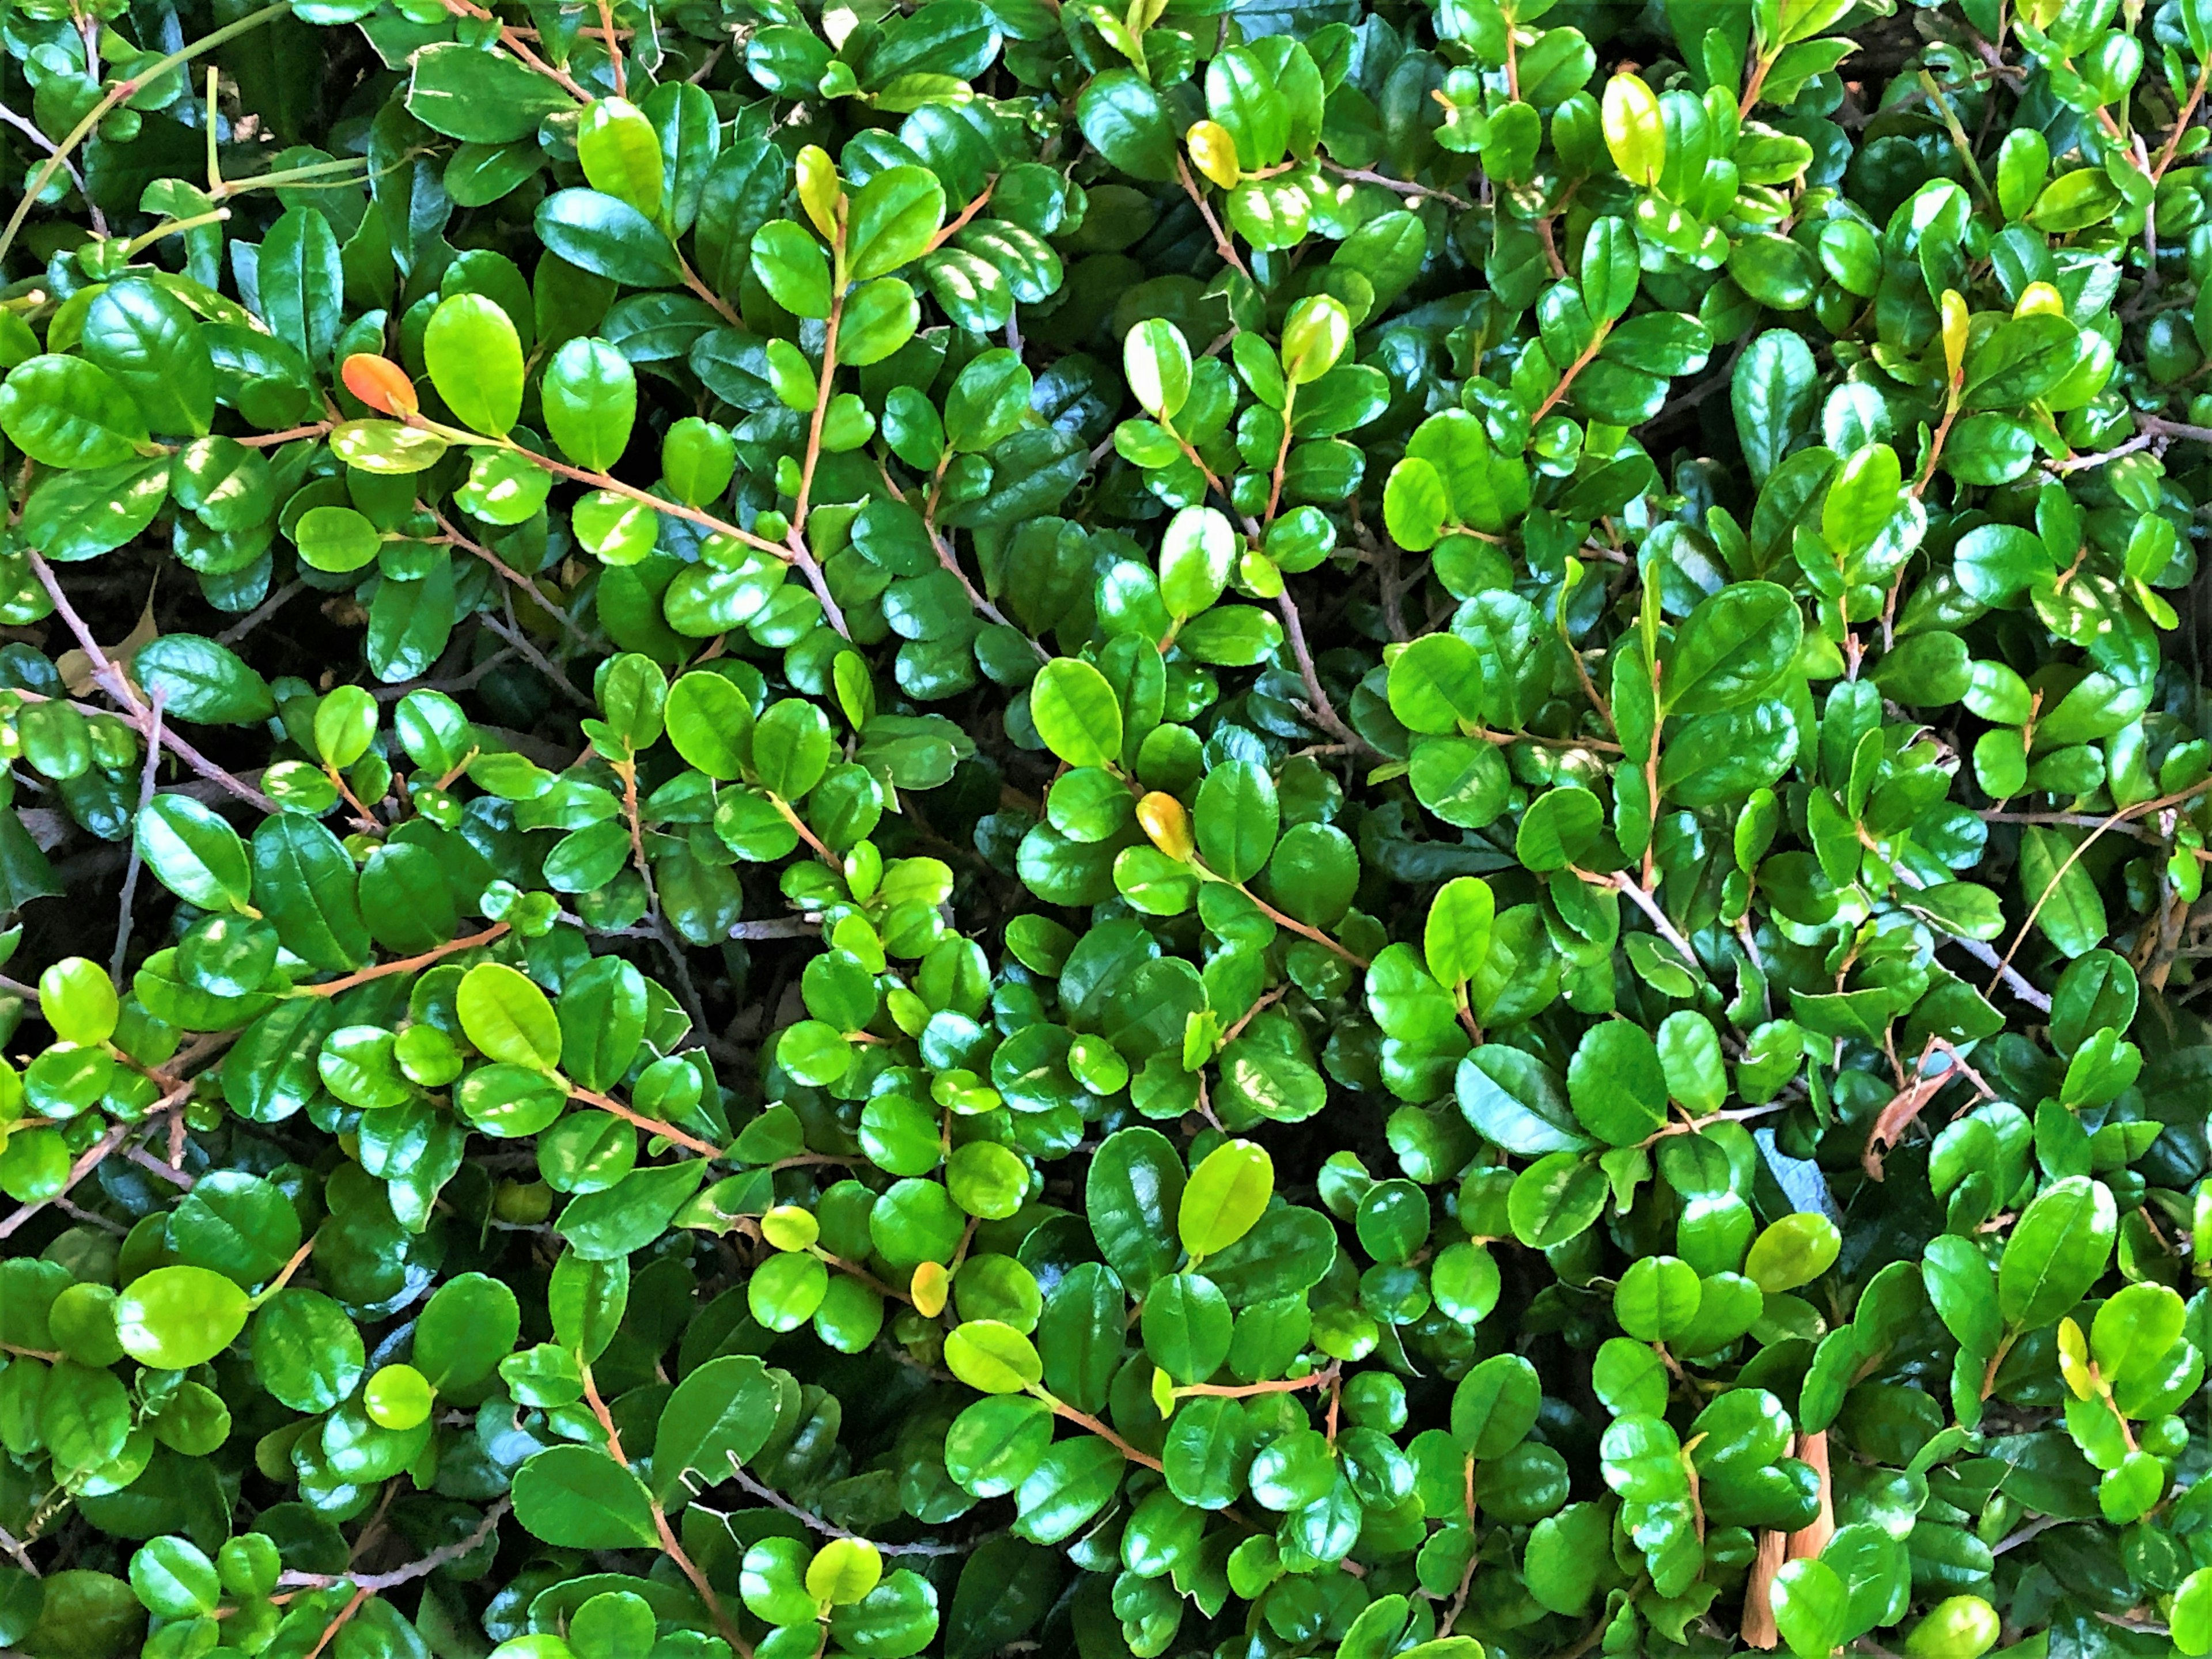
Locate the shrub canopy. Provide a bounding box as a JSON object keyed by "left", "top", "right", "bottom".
{"left": 1, "top": 0, "right": 2211, "bottom": 1657}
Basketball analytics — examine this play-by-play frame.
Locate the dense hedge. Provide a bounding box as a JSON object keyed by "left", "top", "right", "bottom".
{"left": 1, "top": 0, "right": 2210, "bottom": 1656}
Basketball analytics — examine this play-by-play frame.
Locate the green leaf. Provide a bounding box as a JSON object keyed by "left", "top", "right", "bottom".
{"left": 1601, "top": 73, "right": 1665, "bottom": 187}
{"left": 1076, "top": 70, "right": 1177, "bottom": 181}
{"left": 259, "top": 207, "right": 343, "bottom": 370}
{"left": 0, "top": 355, "right": 150, "bottom": 467}
{"left": 751, "top": 219, "right": 833, "bottom": 320}
{"left": 847, "top": 166, "right": 946, "bottom": 281}
{"left": 578, "top": 97, "right": 665, "bottom": 223}
{"left": 114, "top": 1266, "right": 251, "bottom": 1370}
{"left": 1566, "top": 1021, "right": 1666, "bottom": 1146}
{"left": 135, "top": 797, "right": 251, "bottom": 912}
{"left": 665, "top": 671, "right": 753, "bottom": 780}
{"left": 1457, "top": 1046, "right": 1588, "bottom": 1156}
{"left": 946, "top": 1320, "right": 1045, "bottom": 1393}
{"left": 542, "top": 337, "right": 638, "bottom": 471}
{"left": 2174, "top": 1570, "right": 2212, "bottom": 1658}
{"left": 1086, "top": 1127, "right": 1184, "bottom": 1294}
{"left": 537, "top": 189, "right": 685, "bottom": 287}
{"left": 1424, "top": 876, "right": 1495, "bottom": 988}
{"left": 1124, "top": 319, "right": 1191, "bottom": 421}
{"left": 1771, "top": 1558, "right": 1849, "bottom": 1659}
{"left": 457, "top": 963, "right": 561, "bottom": 1069}
{"left": 1665, "top": 581, "right": 1803, "bottom": 714}
{"left": 1998, "top": 1175, "right": 2116, "bottom": 1330}
{"left": 1194, "top": 760, "right": 1277, "bottom": 884}
{"left": 1028, "top": 658, "right": 1123, "bottom": 770}
{"left": 2017, "top": 827, "right": 2108, "bottom": 960}
{"left": 653, "top": 1353, "right": 784, "bottom": 1503}
{"left": 252, "top": 815, "right": 369, "bottom": 974}
{"left": 425, "top": 294, "right": 525, "bottom": 437}
{"left": 133, "top": 635, "right": 274, "bottom": 724}
{"left": 1450, "top": 1353, "right": 1540, "bottom": 1457}
{"left": 511, "top": 1445, "right": 661, "bottom": 1548}
{"left": 1179, "top": 1139, "right": 1272, "bottom": 1259}
{"left": 81, "top": 282, "right": 213, "bottom": 440}
{"left": 1744, "top": 1213, "right": 1841, "bottom": 1293}
{"left": 407, "top": 41, "right": 575, "bottom": 141}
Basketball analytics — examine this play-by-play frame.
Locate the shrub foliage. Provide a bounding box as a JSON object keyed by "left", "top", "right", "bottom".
{"left": 1, "top": 0, "right": 2211, "bottom": 1656}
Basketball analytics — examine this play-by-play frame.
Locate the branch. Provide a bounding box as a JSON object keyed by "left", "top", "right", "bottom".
{"left": 0, "top": 1112, "right": 147, "bottom": 1240}
{"left": 1174, "top": 154, "right": 1251, "bottom": 278}
{"left": 1319, "top": 158, "right": 1472, "bottom": 209}
{"left": 278, "top": 1499, "right": 511, "bottom": 1592}
{"left": 567, "top": 1088, "right": 725, "bottom": 1160}
{"left": 24, "top": 554, "right": 276, "bottom": 814}
{"left": 111, "top": 690, "right": 164, "bottom": 981}
{"left": 0, "top": 0, "right": 293, "bottom": 264}
{"left": 300, "top": 923, "right": 511, "bottom": 996}
{"left": 1274, "top": 586, "right": 1376, "bottom": 759}
{"left": 718, "top": 1460, "right": 969, "bottom": 1555}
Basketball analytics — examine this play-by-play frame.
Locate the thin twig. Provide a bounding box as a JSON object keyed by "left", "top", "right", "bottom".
{"left": 718, "top": 1461, "right": 969, "bottom": 1555}
{"left": 1274, "top": 587, "right": 1373, "bottom": 756}
{"left": 111, "top": 691, "right": 164, "bottom": 982}
{"left": 1319, "top": 158, "right": 1472, "bottom": 209}
{"left": 300, "top": 923, "right": 510, "bottom": 996}
{"left": 279, "top": 1498, "right": 510, "bottom": 1591}
{"left": 24, "top": 554, "right": 276, "bottom": 813}
{"left": 478, "top": 610, "right": 593, "bottom": 709}
{"left": 216, "top": 581, "right": 307, "bottom": 645}
{"left": 1174, "top": 153, "right": 1251, "bottom": 278}
{"left": 567, "top": 1086, "right": 725, "bottom": 1159}
{"left": 431, "top": 509, "right": 597, "bottom": 650}
{"left": 0, "top": 1112, "right": 148, "bottom": 1240}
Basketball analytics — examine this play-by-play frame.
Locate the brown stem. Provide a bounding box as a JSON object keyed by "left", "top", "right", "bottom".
{"left": 791, "top": 277, "right": 843, "bottom": 549}
{"left": 258, "top": 1233, "right": 317, "bottom": 1298}
{"left": 0, "top": 1113, "right": 149, "bottom": 1241}
{"left": 1636, "top": 1102, "right": 1787, "bottom": 1149}
{"left": 1039, "top": 1394, "right": 1164, "bottom": 1471}
{"left": 0, "top": 0, "right": 293, "bottom": 265}
{"left": 1531, "top": 325, "right": 1611, "bottom": 425}
{"left": 1983, "top": 776, "right": 2212, "bottom": 999}
{"left": 1911, "top": 400, "right": 1960, "bottom": 497}
{"left": 1741, "top": 1526, "right": 1786, "bottom": 1648}
{"left": 430, "top": 509, "right": 597, "bottom": 650}
{"left": 1175, "top": 1363, "right": 1338, "bottom": 1399}
{"left": 301, "top": 923, "right": 510, "bottom": 997}
{"left": 1317, "top": 160, "right": 1472, "bottom": 210}
{"left": 22, "top": 554, "right": 276, "bottom": 813}
{"left": 2154, "top": 55, "right": 2211, "bottom": 178}
{"left": 721, "top": 1463, "right": 966, "bottom": 1553}
{"left": 567, "top": 1085, "right": 725, "bottom": 1160}
{"left": 1739, "top": 50, "right": 1776, "bottom": 116}
{"left": 929, "top": 527, "right": 1044, "bottom": 660}
{"left": 1582, "top": 868, "right": 1698, "bottom": 970}
{"left": 812, "top": 1249, "right": 916, "bottom": 1307}
{"left": 111, "top": 690, "right": 165, "bottom": 980}
{"left": 1219, "top": 983, "right": 1287, "bottom": 1046}
{"left": 1231, "top": 876, "right": 1369, "bottom": 967}
{"left": 1786, "top": 1431, "right": 1835, "bottom": 1560}
{"left": 678, "top": 253, "right": 741, "bottom": 328}
{"left": 582, "top": 1369, "right": 753, "bottom": 1659}
{"left": 1263, "top": 381, "right": 1297, "bottom": 525}
{"left": 596, "top": 0, "right": 623, "bottom": 96}
{"left": 925, "top": 180, "right": 994, "bottom": 252}
{"left": 234, "top": 422, "right": 332, "bottom": 447}
{"left": 1174, "top": 154, "right": 1251, "bottom": 278}
{"left": 1274, "top": 587, "right": 1373, "bottom": 758}
{"left": 302, "top": 1587, "right": 372, "bottom": 1659}
{"left": 492, "top": 23, "right": 593, "bottom": 101}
